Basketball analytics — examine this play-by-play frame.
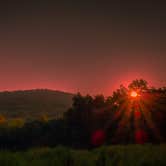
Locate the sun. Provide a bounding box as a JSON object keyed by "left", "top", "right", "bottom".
{"left": 130, "top": 91, "right": 138, "bottom": 98}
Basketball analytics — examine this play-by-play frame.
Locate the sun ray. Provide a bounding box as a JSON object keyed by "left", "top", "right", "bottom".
{"left": 139, "top": 99, "right": 163, "bottom": 142}
{"left": 104, "top": 100, "right": 129, "bottom": 130}
{"left": 110, "top": 100, "right": 134, "bottom": 143}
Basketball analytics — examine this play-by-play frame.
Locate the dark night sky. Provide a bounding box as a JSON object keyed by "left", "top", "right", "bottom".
{"left": 0, "top": 0, "right": 166, "bottom": 95}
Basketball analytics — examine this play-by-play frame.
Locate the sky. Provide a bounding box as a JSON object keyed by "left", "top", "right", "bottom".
{"left": 0, "top": 0, "right": 166, "bottom": 95}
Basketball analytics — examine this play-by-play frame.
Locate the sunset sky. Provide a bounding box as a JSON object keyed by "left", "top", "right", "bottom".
{"left": 0, "top": 1, "right": 166, "bottom": 95}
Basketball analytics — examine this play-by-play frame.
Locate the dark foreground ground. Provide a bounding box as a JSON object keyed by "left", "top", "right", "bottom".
{"left": 0, "top": 145, "right": 165, "bottom": 166}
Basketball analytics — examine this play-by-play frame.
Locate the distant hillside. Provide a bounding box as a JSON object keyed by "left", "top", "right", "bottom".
{"left": 0, "top": 89, "right": 74, "bottom": 120}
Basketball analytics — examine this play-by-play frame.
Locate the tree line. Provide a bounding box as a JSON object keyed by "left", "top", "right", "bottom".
{"left": 0, "top": 79, "right": 165, "bottom": 150}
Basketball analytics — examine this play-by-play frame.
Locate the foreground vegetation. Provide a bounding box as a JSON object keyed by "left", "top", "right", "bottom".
{"left": 0, "top": 145, "right": 165, "bottom": 166}
{"left": 0, "top": 79, "right": 165, "bottom": 165}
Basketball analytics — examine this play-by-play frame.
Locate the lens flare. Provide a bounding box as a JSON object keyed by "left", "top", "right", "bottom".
{"left": 91, "top": 130, "right": 106, "bottom": 146}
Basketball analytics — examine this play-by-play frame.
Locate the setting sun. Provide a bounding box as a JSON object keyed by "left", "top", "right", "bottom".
{"left": 130, "top": 91, "right": 138, "bottom": 98}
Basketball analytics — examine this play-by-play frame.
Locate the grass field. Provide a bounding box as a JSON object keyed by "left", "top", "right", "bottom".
{"left": 0, "top": 145, "right": 165, "bottom": 166}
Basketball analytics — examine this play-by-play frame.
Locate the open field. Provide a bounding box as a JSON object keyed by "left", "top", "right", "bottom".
{"left": 0, "top": 145, "right": 165, "bottom": 166}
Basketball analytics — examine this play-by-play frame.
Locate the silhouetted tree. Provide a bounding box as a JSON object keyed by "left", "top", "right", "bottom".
{"left": 93, "top": 95, "right": 105, "bottom": 109}
{"left": 128, "top": 79, "right": 148, "bottom": 91}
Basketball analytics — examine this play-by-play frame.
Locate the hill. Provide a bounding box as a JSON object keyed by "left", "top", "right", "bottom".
{"left": 0, "top": 89, "right": 74, "bottom": 120}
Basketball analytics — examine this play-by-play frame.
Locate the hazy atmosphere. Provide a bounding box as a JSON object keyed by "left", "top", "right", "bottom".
{"left": 0, "top": 0, "right": 166, "bottom": 95}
